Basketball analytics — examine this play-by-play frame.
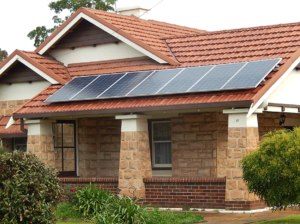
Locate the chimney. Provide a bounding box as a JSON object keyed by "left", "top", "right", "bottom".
{"left": 117, "top": 6, "right": 148, "bottom": 17}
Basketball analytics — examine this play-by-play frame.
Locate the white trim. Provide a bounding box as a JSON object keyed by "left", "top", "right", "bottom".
{"left": 223, "top": 108, "right": 263, "bottom": 114}
{"left": 157, "top": 207, "right": 270, "bottom": 213}
{"left": 0, "top": 55, "right": 59, "bottom": 84}
{"left": 5, "top": 116, "right": 17, "bottom": 129}
{"left": 247, "top": 57, "right": 300, "bottom": 118}
{"left": 39, "top": 12, "right": 167, "bottom": 64}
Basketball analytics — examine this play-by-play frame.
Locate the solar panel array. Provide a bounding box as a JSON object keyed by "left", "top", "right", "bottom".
{"left": 45, "top": 58, "right": 281, "bottom": 103}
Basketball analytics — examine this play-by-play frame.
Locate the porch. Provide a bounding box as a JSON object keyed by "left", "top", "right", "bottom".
{"left": 19, "top": 108, "right": 299, "bottom": 210}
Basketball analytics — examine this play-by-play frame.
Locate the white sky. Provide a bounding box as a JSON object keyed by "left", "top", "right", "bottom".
{"left": 1, "top": 0, "right": 300, "bottom": 55}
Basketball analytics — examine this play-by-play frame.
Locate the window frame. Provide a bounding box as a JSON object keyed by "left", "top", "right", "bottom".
{"left": 148, "top": 119, "right": 172, "bottom": 170}
{"left": 53, "top": 120, "right": 77, "bottom": 177}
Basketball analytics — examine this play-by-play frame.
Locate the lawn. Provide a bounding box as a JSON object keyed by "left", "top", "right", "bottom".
{"left": 254, "top": 214, "right": 300, "bottom": 223}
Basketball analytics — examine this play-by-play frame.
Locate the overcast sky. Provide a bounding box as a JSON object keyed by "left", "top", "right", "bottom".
{"left": 1, "top": 0, "right": 300, "bottom": 55}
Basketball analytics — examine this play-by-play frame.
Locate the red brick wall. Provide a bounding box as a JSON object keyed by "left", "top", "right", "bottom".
{"left": 225, "top": 200, "right": 266, "bottom": 210}
{"left": 59, "top": 177, "right": 119, "bottom": 194}
{"left": 141, "top": 177, "right": 226, "bottom": 209}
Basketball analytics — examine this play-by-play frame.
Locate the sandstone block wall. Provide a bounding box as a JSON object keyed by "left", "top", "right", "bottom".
{"left": 0, "top": 99, "right": 29, "bottom": 116}
{"left": 27, "top": 135, "right": 55, "bottom": 167}
{"left": 78, "top": 117, "right": 121, "bottom": 177}
{"left": 119, "top": 131, "right": 152, "bottom": 198}
{"left": 171, "top": 112, "right": 228, "bottom": 178}
{"left": 226, "top": 127, "right": 259, "bottom": 202}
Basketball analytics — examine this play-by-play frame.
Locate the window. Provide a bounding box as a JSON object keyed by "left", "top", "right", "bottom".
{"left": 13, "top": 137, "right": 27, "bottom": 152}
{"left": 53, "top": 120, "right": 77, "bottom": 177}
{"left": 150, "top": 120, "right": 172, "bottom": 168}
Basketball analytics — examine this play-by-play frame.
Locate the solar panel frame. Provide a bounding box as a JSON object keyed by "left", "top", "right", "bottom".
{"left": 45, "top": 75, "right": 98, "bottom": 102}
{"left": 189, "top": 63, "right": 246, "bottom": 92}
{"left": 44, "top": 58, "right": 282, "bottom": 103}
{"left": 99, "top": 71, "right": 153, "bottom": 98}
{"left": 70, "top": 73, "right": 126, "bottom": 101}
{"left": 127, "top": 68, "right": 184, "bottom": 97}
{"left": 221, "top": 58, "right": 281, "bottom": 90}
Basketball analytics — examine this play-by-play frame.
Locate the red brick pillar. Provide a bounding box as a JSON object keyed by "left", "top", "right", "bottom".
{"left": 223, "top": 110, "right": 264, "bottom": 210}
{"left": 115, "top": 115, "right": 152, "bottom": 198}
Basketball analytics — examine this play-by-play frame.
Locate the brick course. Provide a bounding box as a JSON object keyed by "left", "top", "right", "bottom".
{"left": 59, "top": 177, "right": 119, "bottom": 194}
{"left": 141, "top": 177, "right": 226, "bottom": 209}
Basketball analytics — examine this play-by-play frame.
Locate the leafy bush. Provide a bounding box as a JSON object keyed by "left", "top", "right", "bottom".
{"left": 75, "top": 184, "right": 114, "bottom": 218}
{"left": 0, "top": 151, "right": 63, "bottom": 223}
{"left": 64, "top": 185, "right": 78, "bottom": 203}
{"left": 241, "top": 127, "right": 300, "bottom": 210}
{"left": 97, "top": 196, "right": 146, "bottom": 224}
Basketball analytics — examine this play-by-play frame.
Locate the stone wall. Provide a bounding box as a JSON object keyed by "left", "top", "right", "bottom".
{"left": 78, "top": 117, "right": 121, "bottom": 177}
{"left": 171, "top": 112, "right": 228, "bottom": 178}
{"left": 226, "top": 127, "right": 260, "bottom": 203}
{"left": 0, "top": 99, "right": 29, "bottom": 116}
{"left": 27, "top": 134, "right": 55, "bottom": 167}
{"left": 118, "top": 131, "right": 152, "bottom": 198}
{"left": 141, "top": 177, "right": 226, "bottom": 208}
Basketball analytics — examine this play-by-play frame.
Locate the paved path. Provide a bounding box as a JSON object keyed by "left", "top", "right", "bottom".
{"left": 196, "top": 208, "right": 300, "bottom": 224}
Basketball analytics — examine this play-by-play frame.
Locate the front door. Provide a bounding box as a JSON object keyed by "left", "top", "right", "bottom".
{"left": 53, "top": 120, "right": 77, "bottom": 177}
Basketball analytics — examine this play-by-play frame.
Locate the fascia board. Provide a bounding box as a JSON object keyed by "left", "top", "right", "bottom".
{"left": 247, "top": 56, "right": 300, "bottom": 118}
{"left": 0, "top": 55, "right": 59, "bottom": 84}
{"left": 37, "top": 11, "right": 175, "bottom": 65}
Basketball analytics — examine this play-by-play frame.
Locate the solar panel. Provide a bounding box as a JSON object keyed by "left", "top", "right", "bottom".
{"left": 222, "top": 58, "right": 281, "bottom": 90}
{"left": 127, "top": 68, "right": 183, "bottom": 96}
{"left": 99, "top": 71, "right": 153, "bottom": 98}
{"left": 71, "top": 73, "right": 125, "bottom": 100}
{"left": 45, "top": 58, "right": 281, "bottom": 103}
{"left": 45, "top": 76, "right": 97, "bottom": 102}
{"left": 158, "top": 66, "right": 214, "bottom": 93}
{"left": 189, "top": 62, "right": 246, "bottom": 92}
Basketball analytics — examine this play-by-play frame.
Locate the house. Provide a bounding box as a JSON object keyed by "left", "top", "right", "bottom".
{"left": 1, "top": 6, "right": 300, "bottom": 211}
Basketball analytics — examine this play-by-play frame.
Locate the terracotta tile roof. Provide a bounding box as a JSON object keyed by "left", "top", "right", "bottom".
{"left": 0, "top": 116, "right": 27, "bottom": 137}
{"left": 21, "top": 51, "right": 71, "bottom": 81}
{"left": 166, "top": 22, "right": 300, "bottom": 66}
{"left": 0, "top": 50, "right": 70, "bottom": 84}
{"left": 83, "top": 8, "right": 205, "bottom": 58}
{"left": 12, "top": 20, "right": 300, "bottom": 118}
{"left": 13, "top": 85, "right": 254, "bottom": 118}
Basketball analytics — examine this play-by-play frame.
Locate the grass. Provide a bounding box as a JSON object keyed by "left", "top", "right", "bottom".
{"left": 254, "top": 214, "right": 300, "bottom": 223}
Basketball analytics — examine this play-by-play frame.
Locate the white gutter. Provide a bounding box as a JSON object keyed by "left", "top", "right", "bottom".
{"left": 247, "top": 57, "right": 300, "bottom": 118}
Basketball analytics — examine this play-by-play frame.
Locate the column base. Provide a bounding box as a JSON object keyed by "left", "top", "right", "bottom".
{"left": 225, "top": 200, "right": 266, "bottom": 210}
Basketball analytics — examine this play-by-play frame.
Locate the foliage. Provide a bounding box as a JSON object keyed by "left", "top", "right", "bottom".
{"left": 241, "top": 127, "right": 300, "bottom": 210}
{"left": 95, "top": 195, "right": 146, "bottom": 224}
{"left": 0, "top": 147, "right": 5, "bottom": 155}
{"left": 64, "top": 185, "right": 79, "bottom": 203}
{"left": 143, "top": 208, "right": 204, "bottom": 224}
{"left": 0, "top": 150, "right": 63, "bottom": 223}
{"left": 74, "top": 184, "right": 114, "bottom": 218}
{"left": 28, "top": 0, "right": 117, "bottom": 47}
{"left": 55, "top": 201, "right": 82, "bottom": 220}
{"left": 0, "top": 49, "right": 8, "bottom": 63}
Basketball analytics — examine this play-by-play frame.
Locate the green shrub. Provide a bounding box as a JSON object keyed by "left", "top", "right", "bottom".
{"left": 74, "top": 184, "right": 114, "bottom": 218}
{"left": 241, "top": 127, "right": 300, "bottom": 210}
{"left": 0, "top": 151, "right": 63, "bottom": 223}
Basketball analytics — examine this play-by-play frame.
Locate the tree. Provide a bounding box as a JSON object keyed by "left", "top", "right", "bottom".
{"left": 28, "top": 0, "right": 117, "bottom": 48}
{"left": 0, "top": 49, "right": 8, "bottom": 63}
{"left": 241, "top": 127, "right": 300, "bottom": 210}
